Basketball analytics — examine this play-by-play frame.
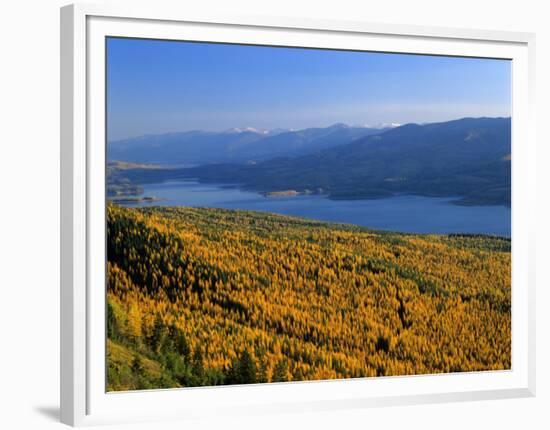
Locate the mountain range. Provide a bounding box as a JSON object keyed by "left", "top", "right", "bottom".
{"left": 108, "top": 123, "right": 392, "bottom": 165}
{"left": 110, "top": 117, "right": 511, "bottom": 206}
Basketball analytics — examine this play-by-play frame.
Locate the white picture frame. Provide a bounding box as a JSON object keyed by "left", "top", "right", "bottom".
{"left": 60, "top": 3, "right": 537, "bottom": 426}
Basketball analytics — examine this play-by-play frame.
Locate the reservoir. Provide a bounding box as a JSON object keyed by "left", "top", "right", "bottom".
{"left": 119, "top": 180, "right": 511, "bottom": 237}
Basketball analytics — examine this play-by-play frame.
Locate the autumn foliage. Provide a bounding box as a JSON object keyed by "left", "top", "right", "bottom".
{"left": 106, "top": 203, "right": 511, "bottom": 391}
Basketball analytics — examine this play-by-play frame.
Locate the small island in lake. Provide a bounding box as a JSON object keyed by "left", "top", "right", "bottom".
{"left": 265, "top": 190, "right": 300, "bottom": 198}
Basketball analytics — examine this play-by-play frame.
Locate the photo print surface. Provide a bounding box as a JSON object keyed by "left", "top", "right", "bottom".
{"left": 106, "top": 37, "right": 511, "bottom": 391}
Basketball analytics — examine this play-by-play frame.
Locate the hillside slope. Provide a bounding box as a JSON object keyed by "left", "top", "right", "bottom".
{"left": 107, "top": 204, "right": 511, "bottom": 391}
{"left": 180, "top": 117, "right": 511, "bottom": 205}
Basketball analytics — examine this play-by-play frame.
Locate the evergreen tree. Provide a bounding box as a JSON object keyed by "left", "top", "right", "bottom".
{"left": 174, "top": 329, "right": 190, "bottom": 360}
{"left": 257, "top": 353, "right": 269, "bottom": 383}
{"left": 106, "top": 302, "right": 119, "bottom": 341}
{"left": 149, "top": 313, "right": 166, "bottom": 354}
{"left": 237, "top": 349, "right": 257, "bottom": 384}
{"left": 272, "top": 358, "right": 289, "bottom": 383}
{"left": 191, "top": 347, "right": 205, "bottom": 385}
{"left": 131, "top": 354, "right": 144, "bottom": 375}
{"left": 225, "top": 349, "right": 257, "bottom": 384}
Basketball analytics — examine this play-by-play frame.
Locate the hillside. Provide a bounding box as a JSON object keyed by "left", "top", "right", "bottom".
{"left": 107, "top": 204, "right": 511, "bottom": 391}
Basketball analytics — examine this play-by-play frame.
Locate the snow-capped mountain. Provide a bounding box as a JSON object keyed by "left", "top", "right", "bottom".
{"left": 108, "top": 123, "right": 390, "bottom": 165}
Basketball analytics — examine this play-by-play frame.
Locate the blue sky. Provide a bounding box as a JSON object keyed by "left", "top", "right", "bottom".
{"left": 107, "top": 37, "right": 511, "bottom": 141}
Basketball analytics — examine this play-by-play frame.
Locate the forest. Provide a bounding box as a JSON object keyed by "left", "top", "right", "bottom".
{"left": 107, "top": 203, "right": 511, "bottom": 391}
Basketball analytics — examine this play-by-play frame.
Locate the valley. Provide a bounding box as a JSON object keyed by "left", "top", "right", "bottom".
{"left": 108, "top": 117, "right": 512, "bottom": 207}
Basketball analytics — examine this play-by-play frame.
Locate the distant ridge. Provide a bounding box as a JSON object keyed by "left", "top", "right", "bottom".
{"left": 108, "top": 123, "right": 392, "bottom": 165}
{"left": 173, "top": 117, "right": 512, "bottom": 206}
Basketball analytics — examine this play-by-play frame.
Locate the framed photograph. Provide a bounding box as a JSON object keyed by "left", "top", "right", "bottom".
{"left": 60, "top": 3, "right": 536, "bottom": 426}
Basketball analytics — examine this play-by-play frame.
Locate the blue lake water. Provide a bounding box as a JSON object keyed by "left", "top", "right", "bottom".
{"left": 121, "top": 180, "right": 511, "bottom": 237}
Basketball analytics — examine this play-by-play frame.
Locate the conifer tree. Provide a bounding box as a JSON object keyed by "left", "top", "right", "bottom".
{"left": 272, "top": 358, "right": 289, "bottom": 383}
{"left": 238, "top": 349, "right": 257, "bottom": 384}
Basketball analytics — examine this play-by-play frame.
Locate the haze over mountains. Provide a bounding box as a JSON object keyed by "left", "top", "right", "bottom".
{"left": 109, "top": 117, "right": 511, "bottom": 206}
{"left": 108, "top": 123, "right": 393, "bottom": 165}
